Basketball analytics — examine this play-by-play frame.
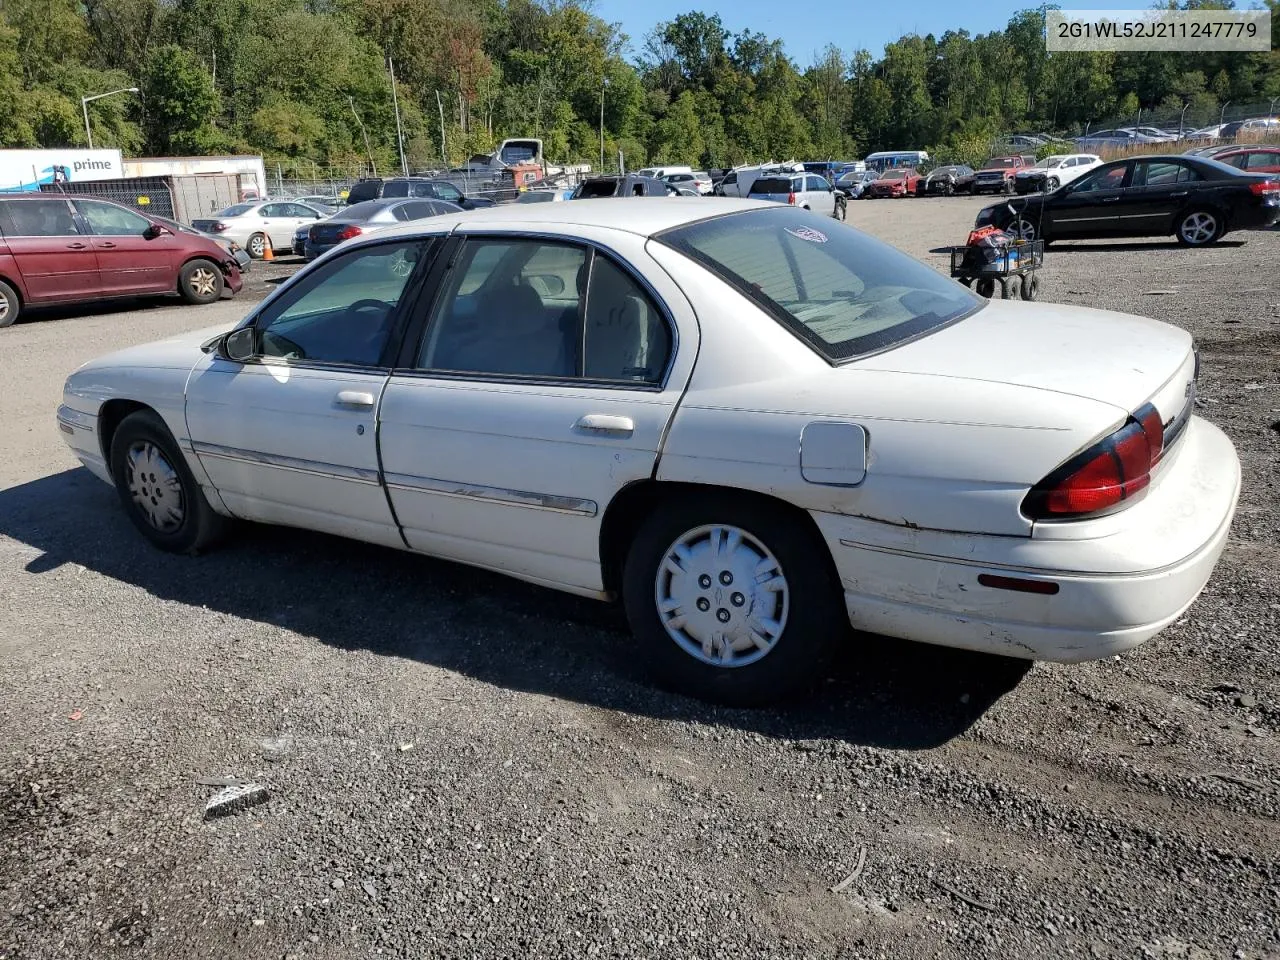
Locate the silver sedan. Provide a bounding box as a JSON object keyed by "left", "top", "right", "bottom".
{"left": 192, "top": 201, "right": 329, "bottom": 259}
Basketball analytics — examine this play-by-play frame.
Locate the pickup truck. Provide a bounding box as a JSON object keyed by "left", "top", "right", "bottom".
{"left": 971, "top": 156, "right": 1032, "bottom": 195}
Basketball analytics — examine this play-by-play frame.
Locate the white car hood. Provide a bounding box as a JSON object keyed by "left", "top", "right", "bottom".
{"left": 852, "top": 300, "right": 1193, "bottom": 420}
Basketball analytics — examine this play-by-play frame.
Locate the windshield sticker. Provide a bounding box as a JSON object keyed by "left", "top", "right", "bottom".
{"left": 785, "top": 226, "right": 828, "bottom": 243}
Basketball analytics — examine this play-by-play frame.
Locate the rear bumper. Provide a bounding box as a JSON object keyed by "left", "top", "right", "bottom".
{"left": 1232, "top": 201, "right": 1280, "bottom": 231}
{"left": 813, "top": 415, "right": 1240, "bottom": 662}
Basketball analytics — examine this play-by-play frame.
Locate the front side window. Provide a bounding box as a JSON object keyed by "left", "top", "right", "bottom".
{"left": 434, "top": 182, "right": 463, "bottom": 203}
{"left": 659, "top": 207, "right": 980, "bottom": 362}
{"left": 416, "top": 239, "right": 670, "bottom": 383}
{"left": 0, "top": 199, "right": 81, "bottom": 237}
{"left": 76, "top": 200, "right": 153, "bottom": 236}
{"left": 1072, "top": 165, "right": 1126, "bottom": 192}
{"left": 253, "top": 241, "right": 427, "bottom": 366}
{"left": 285, "top": 203, "right": 319, "bottom": 218}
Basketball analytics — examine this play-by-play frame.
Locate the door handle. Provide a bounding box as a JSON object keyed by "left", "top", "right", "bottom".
{"left": 1100, "top": 196, "right": 1120, "bottom": 203}
{"left": 66, "top": 242, "right": 87, "bottom": 249}
{"left": 1170, "top": 191, "right": 1188, "bottom": 197}
{"left": 574, "top": 414, "right": 635, "bottom": 436}
{"left": 99, "top": 242, "right": 117, "bottom": 249}
{"left": 335, "top": 390, "right": 376, "bottom": 408}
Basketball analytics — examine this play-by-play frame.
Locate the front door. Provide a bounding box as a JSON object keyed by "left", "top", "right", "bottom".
{"left": 74, "top": 199, "right": 176, "bottom": 294}
{"left": 184, "top": 238, "right": 434, "bottom": 549}
{"left": 378, "top": 232, "right": 695, "bottom": 594}
{"left": 0, "top": 197, "right": 101, "bottom": 302}
{"left": 259, "top": 203, "right": 319, "bottom": 250}
{"left": 1046, "top": 163, "right": 1129, "bottom": 239}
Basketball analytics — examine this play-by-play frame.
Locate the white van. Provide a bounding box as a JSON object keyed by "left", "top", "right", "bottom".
{"left": 716, "top": 161, "right": 805, "bottom": 198}
{"left": 863, "top": 150, "right": 930, "bottom": 173}
{"left": 635, "top": 165, "right": 692, "bottom": 180}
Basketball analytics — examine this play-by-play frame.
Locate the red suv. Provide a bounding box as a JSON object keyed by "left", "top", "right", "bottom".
{"left": 0, "top": 194, "right": 243, "bottom": 328}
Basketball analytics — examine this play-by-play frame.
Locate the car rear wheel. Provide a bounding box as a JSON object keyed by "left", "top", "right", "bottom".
{"left": 0, "top": 280, "right": 18, "bottom": 328}
{"left": 247, "top": 233, "right": 268, "bottom": 259}
{"left": 622, "top": 493, "right": 844, "bottom": 707}
{"left": 1011, "top": 219, "right": 1037, "bottom": 241}
{"left": 109, "top": 410, "right": 229, "bottom": 554}
{"left": 178, "top": 259, "right": 224, "bottom": 305}
{"left": 1176, "top": 210, "right": 1222, "bottom": 247}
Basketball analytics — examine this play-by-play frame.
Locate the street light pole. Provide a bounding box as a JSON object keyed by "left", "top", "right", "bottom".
{"left": 81, "top": 86, "right": 139, "bottom": 149}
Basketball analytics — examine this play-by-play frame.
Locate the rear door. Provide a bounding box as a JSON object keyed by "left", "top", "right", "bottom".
{"left": 74, "top": 199, "right": 176, "bottom": 294}
{"left": 1046, "top": 163, "right": 1129, "bottom": 238}
{"left": 377, "top": 230, "right": 696, "bottom": 593}
{"left": 1118, "top": 160, "right": 1201, "bottom": 236}
{"left": 0, "top": 197, "right": 101, "bottom": 302}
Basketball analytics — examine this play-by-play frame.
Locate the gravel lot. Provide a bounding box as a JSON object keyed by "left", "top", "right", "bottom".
{"left": 2, "top": 206, "right": 1278, "bottom": 960}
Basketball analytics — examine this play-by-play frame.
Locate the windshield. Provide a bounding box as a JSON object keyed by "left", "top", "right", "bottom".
{"left": 657, "top": 207, "right": 981, "bottom": 362}
{"left": 217, "top": 203, "right": 256, "bottom": 217}
{"left": 879, "top": 170, "right": 907, "bottom": 180}
{"left": 1036, "top": 156, "right": 1068, "bottom": 169}
{"left": 983, "top": 159, "right": 1019, "bottom": 170}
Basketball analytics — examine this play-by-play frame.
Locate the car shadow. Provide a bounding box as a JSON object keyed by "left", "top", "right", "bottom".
{"left": 1046, "top": 239, "right": 1248, "bottom": 253}
{"left": 0, "top": 469, "right": 1031, "bottom": 751}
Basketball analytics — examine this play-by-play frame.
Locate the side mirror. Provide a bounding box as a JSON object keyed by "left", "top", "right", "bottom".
{"left": 144, "top": 223, "right": 169, "bottom": 239}
{"left": 219, "top": 327, "right": 258, "bottom": 363}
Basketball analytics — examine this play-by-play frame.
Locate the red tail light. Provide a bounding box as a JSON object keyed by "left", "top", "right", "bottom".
{"left": 1249, "top": 179, "right": 1279, "bottom": 196}
{"left": 787, "top": 192, "right": 796, "bottom": 205}
{"left": 210, "top": 222, "right": 229, "bottom": 233}
{"left": 1023, "top": 403, "right": 1165, "bottom": 520}
{"left": 336, "top": 224, "right": 364, "bottom": 240}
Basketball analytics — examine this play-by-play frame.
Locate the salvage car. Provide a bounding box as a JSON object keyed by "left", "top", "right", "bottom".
{"left": 0, "top": 194, "right": 243, "bottom": 328}
{"left": 304, "top": 198, "right": 462, "bottom": 261}
{"left": 923, "top": 165, "right": 975, "bottom": 196}
{"left": 1014, "top": 154, "right": 1101, "bottom": 194}
{"left": 192, "top": 200, "right": 329, "bottom": 259}
{"left": 1212, "top": 147, "right": 1280, "bottom": 175}
{"left": 864, "top": 168, "right": 922, "bottom": 198}
{"left": 835, "top": 170, "right": 879, "bottom": 199}
{"left": 57, "top": 199, "right": 1240, "bottom": 706}
{"left": 972, "top": 156, "right": 1030, "bottom": 195}
{"left": 977, "top": 155, "right": 1280, "bottom": 246}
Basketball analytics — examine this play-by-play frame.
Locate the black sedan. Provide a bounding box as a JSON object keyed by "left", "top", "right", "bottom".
{"left": 975, "top": 155, "right": 1280, "bottom": 247}
{"left": 924, "top": 165, "right": 975, "bottom": 196}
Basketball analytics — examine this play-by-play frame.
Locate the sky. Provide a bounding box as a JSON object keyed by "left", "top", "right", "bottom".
{"left": 591, "top": 0, "right": 1055, "bottom": 65}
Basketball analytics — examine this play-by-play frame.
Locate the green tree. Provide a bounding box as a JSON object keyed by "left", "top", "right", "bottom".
{"left": 141, "top": 43, "right": 220, "bottom": 153}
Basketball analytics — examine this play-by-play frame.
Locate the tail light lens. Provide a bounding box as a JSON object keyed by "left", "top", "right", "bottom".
{"left": 210, "top": 222, "right": 229, "bottom": 232}
{"left": 787, "top": 192, "right": 796, "bottom": 205}
{"left": 1249, "top": 179, "right": 1279, "bottom": 196}
{"left": 1023, "top": 403, "right": 1166, "bottom": 520}
{"left": 336, "top": 224, "right": 364, "bottom": 241}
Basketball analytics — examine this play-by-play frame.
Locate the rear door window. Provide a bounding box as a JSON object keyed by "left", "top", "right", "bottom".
{"left": 382, "top": 181, "right": 411, "bottom": 198}
{"left": 0, "top": 198, "right": 82, "bottom": 236}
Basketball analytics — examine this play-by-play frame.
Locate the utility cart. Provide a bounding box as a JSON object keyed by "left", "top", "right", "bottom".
{"left": 950, "top": 238, "right": 1045, "bottom": 301}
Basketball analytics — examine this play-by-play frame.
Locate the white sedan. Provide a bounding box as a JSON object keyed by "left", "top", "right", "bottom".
{"left": 57, "top": 200, "right": 1240, "bottom": 706}
{"left": 1014, "top": 153, "right": 1102, "bottom": 192}
{"left": 192, "top": 200, "right": 329, "bottom": 259}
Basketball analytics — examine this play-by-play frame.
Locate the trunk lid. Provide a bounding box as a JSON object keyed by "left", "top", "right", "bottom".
{"left": 853, "top": 299, "right": 1195, "bottom": 425}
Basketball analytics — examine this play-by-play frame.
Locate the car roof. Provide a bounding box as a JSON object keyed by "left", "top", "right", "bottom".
{"left": 363, "top": 197, "right": 779, "bottom": 242}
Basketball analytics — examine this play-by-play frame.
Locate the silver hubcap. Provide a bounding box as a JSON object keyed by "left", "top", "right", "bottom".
{"left": 0, "top": 297, "right": 8, "bottom": 322}
{"left": 654, "top": 524, "right": 789, "bottom": 668}
{"left": 1181, "top": 213, "right": 1216, "bottom": 245}
{"left": 1046, "top": 177, "right": 1059, "bottom": 191}
{"left": 249, "top": 236, "right": 265, "bottom": 256}
{"left": 189, "top": 268, "right": 217, "bottom": 298}
{"left": 125, "top": 441, "right": 185, "bottom": 532}
{"left": 1014, "top": 219, "right": 1036, "bottom": 241}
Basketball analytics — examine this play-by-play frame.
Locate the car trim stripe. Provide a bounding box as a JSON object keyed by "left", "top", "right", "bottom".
{"left": 188, "top": 440, "right": 381, "bottom": 485}
{"left": 383, "top": 471, "right": 598, "bottom": 517}
{"left": 56, "top": 405, "right": 95, "bottom": 432}
{"left": 837, "top": 537, "right": 1193, "bottom": 579}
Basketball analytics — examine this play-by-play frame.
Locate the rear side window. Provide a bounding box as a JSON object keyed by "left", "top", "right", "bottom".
{"left": 658, "top": 207, "right": 981, "bottom": 362}
{"left": 345, "top": 182, "right": 381, "bottom": 204}
{"left": 0, "top": 199, "right": 82, "bottom": 236}
{"left": 750, "top": 177, "right": 795, "bottom": 194}
{"left": 382, "top": 181, "right": 410, "bottom": 198}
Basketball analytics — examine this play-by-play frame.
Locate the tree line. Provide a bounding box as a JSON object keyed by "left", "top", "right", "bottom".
{"left": 1, "top": 0, "right": 1278, "bottom": 175}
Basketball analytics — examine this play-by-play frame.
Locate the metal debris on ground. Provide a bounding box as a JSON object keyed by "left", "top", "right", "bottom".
{"left": 203, "top": 782, "right": 271, "bottom": 819}
{"left": 830, "top": 847, "right": 868, "bottom": 893}
{"left": 933, "top": 878, "right": 997, "bottom": 912}
{"left": 196, "top": 776, "right": 250, "bottom": 788}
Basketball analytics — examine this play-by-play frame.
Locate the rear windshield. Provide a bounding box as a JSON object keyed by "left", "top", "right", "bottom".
{"left": 750, "top": 177, "right": 798, "bottom": 194}
{"left": 983, "top": 159, "right": 1019, "bottom": 169}
{"left": 216, "top": 203, "right": 256, "bottom": 216}
{"left": 334, "top": 200, "right": 394, "bottom": 220}
{"left": 345, "top": 182, "right": 381, "bottom": 204}
{"left": 657, "top": 207, "right": 981, "bottom": 362}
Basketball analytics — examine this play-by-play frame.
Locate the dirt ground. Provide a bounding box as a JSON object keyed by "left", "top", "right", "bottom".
{"left": 1, "top": 203, "right": 1278, "bottom": 959}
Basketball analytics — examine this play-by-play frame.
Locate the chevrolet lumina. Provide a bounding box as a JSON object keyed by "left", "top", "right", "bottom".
{"left": 56, "top": 200, "right": 1240, "bottom": 706}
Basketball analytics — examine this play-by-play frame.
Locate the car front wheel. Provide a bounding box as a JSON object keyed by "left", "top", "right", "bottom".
{"left": 622, "top": 493, "right": 844, "bottom": 707}
{"left": 0, "top": 279, "right": 18, "bottom": 328}
{"left": 109, "top": 410, "right": 229, "bottom": 554}
{"left": 179, "top": 259, "right": 224, "bottom": 304}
